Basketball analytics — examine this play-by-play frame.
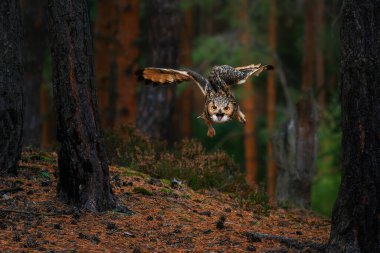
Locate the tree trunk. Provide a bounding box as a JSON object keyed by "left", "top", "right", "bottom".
{"left": 266, "top": 0, "right": 277, "bottom": 201}
{"left": 240, "top": 0, "right": 258, "bottom": 187}
{"left": 0, "top": 0, "right": 23, "bottom": 176}
{"left": 315, "top": 0, "right": 325, "bottom": 111}
{"left": 301, "top": 0, "right": 316, "bottom": 93}
{"left": 179, "top": 7, "right": 193, "bottom": 138}
{"left": 328, "top": 0, "right": 380, "bottom": 252}
{"left": 136, "top": 0, "right": 180, "bottom": 140}
{"left": 115, "top": 0, "right": 140, "bottom": 128}
{"left": 47, "top": 0, "right": 115, "bottom": 211}
{"left": 21, "top": 0, "right": 47, "bottom": 148}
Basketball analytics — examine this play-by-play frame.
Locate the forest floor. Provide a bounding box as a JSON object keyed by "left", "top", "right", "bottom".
{"left": 0, "top": 152, "right": 330, "bottom": 253}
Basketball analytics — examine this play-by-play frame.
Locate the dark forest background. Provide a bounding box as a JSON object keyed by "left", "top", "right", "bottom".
{"left": 20, "top": 0, "right": 341, "bottom": 216}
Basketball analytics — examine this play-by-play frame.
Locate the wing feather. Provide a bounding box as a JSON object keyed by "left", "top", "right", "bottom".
{"left": 136, "top": 67, "right": 209, "bottom": 95}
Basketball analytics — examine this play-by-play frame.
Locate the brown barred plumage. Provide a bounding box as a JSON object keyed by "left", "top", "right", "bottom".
{"left": 136, "top": 64, "right": 274, "bottom": 137}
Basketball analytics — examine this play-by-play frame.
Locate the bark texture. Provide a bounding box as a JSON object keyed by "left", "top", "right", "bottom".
{"left": 21, "top": 0, "right": 47, "bottom": 147}
{"left": 136, "top": 0, "right": 180, "bottom": 140}
{"left": 266, "top": 0, "right": 277, "bottom": 201}
{"left": 328, "top": 0, "right": 380, "bottom": 252}
{"left": 0, "top": 0, "right": 24, "bottom": 175}
{"left": 47, "top": 0, "right": 115, "bottom": 211}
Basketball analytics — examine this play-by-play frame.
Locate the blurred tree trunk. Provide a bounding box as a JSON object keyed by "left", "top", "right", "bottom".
{"left": 274, "top": 0, "right": 317, "bottom": 208}
{"left": 240, "top": 0, "right": 258, "bottom": 187}
{"left": 136, "top": 0, "right": 180, "bottom": 140}
{"left": 21, "top": 0, "right": 47, "bottom": 148}
{"left": 315, "top": 0, "right": 325, "bottom": 110}
{"left": 172, "top": 7, "right": 193, "bottom": 140}
{"left": 115, "top": 0, "right": 140, "bottom": 128}
{"left": 40, "top": 85, "right": 56, "bottom": 149}
{"left": 94, "top": 0, "right": 118, "bottom": 128}
{"left": 48, "top": 0, "right": 115, "bottom": 211}
{"left": 266, "top": 0, "right": 277, "bottom": 201}
{"left": 328, "top": 0, "right": 380, "bottom": 252}
{"left": 0, "top": 0, "right": 23, "bottom": 176}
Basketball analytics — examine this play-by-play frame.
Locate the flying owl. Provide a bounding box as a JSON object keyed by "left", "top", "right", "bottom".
{"left": 136, "top": 64, "right": 274, "bottom": 137}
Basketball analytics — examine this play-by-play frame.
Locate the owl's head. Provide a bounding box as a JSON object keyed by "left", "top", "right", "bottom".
{"left": 206, "top": 95, "right": 236, "bottom": 123}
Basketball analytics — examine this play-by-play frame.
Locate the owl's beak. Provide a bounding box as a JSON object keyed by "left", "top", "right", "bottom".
{"left": 216, "top": 113, "right": 224, "bottom": 121}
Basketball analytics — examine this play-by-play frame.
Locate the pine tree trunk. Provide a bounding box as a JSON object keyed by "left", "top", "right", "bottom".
{"left": 240, "top": 0, "right": 258, "bottom": 187}
{"left": 21, "top": 0, "right": 47, "bottom": 148}
{"left": 94, "top": 0, "right": 118, "bottom": 128}
{"left": 266, "top": 0, "right": 277, "bottom": 201}
{"left": 315, "top": 0, "right": 325, "bottom": 110}
{"left": 136, "top": 0, "right": 180, "bottom": 140}
{"left": 47, "top": 0, "right": 115, "bottom": 211}
{"left": 0, "top": 0, "right": 23, "bottom": 176}
{"left": 178, "top": 8, "right": 193, "bottom": 138}
{"left": 115, "top": 0, "right": 140, "bottom": 128}
{"left": 274, "top": 0, "right": 318, "bottom": 208}
{"left": 328, "top": 0, "right": 380, "bottom": 252}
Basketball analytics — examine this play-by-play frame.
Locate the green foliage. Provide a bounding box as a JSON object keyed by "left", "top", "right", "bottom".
{"left": 133, "top": 187, "right": 153, "bottom": 196}
{"left": 312, "top": 98, "right": 342, "bottom": 216}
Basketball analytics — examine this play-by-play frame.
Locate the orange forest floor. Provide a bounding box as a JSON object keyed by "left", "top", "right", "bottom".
{"left": 0, "top": 152, "right": 330, "bottom": 252}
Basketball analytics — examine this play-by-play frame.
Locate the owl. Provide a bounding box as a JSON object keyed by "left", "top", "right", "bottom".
{"left": 136, "top": 64, "right": 274, "bottom": 137}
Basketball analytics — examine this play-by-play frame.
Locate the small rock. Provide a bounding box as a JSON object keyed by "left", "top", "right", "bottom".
{"left": 124, "top": 181, "right": 133, "bottom": 187}
{"left": 198, "top": 211, "right": 211, "bottom": 217}
{"left": 53, "top": 224, "right": 62, "bottom": 230}
{"left": 91, "top": 234, "right": 100, "bottom": 244}
{"left": 246, "top": 245, "right": 256, "bottom": 251}
{"left": 147, "top": 215, "right": 153, "bottom": 221}
{"left": 296, "top": 230, "right": 303, "bottom": 235}
{"left": 2, "top": 194, "right": 10, "bottom": 200}
{"left": 0, "top": 221, "right": 7, "bottom": 229}
{"left": 13, "top": 233, "right": 21, "bottom": 242}
{"left": 203, "top": 229, "right": 212, "bottom": 234}
{"left": 170, "top": 179, "right": 182, "bottom": 188}
{"left": 106, "top": 222, "right": 118, "bottom": 230}
{"left": 25, "top": 237, "right": 38, "bottom": 248}
{"left": 216, "top": 216, "right": 226, "bottom": 229}
{"left": 40, "top": 181, "right": 51, "bottom": 187}
{"left": 114, "top": 204, "right": 134, "bottom": 215}
{"left": 133, "top": 248, "right": 141, "bottom": 253}
{"left": 147, "top": 178, "right": 162, "bottom": 186}
{"left": 244, "top": 232, "right": 262, "bottom": 242}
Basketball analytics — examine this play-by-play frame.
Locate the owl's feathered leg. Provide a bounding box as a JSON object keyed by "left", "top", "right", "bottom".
{"left": 237, "top": 107, "right": 246, "bottom": 124}
{"left": 199, "top": 113, "right": 216, "bottom": 137}
{"left": 206, "top": 121, "right": 216, "bottom": 137}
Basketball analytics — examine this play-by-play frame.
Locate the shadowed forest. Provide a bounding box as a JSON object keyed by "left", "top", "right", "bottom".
{"left": 1, "top": 0, "right": 379, "bottom": 252}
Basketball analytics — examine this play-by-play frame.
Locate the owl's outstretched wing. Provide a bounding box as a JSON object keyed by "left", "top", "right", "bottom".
{"left": 136, "top": 67, "right": 210, "bottom": 95}
{"left": 209, "top": 64, "right": 274, "bottom": 88}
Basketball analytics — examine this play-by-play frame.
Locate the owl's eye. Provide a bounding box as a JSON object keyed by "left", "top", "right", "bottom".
{"left": 212, "top": 105, "right": 217, "bottom": 110}
{"left": 224, "top": 106, "right": 230, "bottom": 111}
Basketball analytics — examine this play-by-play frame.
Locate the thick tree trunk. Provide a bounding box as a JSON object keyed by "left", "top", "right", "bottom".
{"left": 136, "top": 0, "right": 180, "bottom": 140}
{"left": 328, "top": 0, "right": 380, "bottom": 252}
{"left": 266, "top": 0, "right": 277, "bottom": 201}
{"left": 0, "top": 0, "right": 23, "bottom": 175}
{"left": 21, "top": 0, "right": 47, "bottom": 148}
{"left": 47, "top": 0, "right": 115, "bottom": 211}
